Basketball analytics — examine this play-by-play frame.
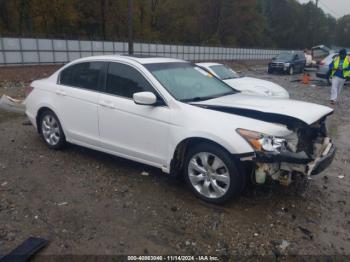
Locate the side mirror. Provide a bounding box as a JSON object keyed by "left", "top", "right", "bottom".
{"left": 133, "top": 92, "right": 157, "bottom": 105}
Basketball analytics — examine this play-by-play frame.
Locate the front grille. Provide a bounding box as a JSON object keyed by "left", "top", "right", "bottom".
{"left": 271, "top": 62, "right": 284, "bottom": 68}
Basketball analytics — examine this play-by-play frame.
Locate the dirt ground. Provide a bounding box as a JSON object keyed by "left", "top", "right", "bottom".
{"left": 0, "top": 62, "right": 349, "bottom": 259}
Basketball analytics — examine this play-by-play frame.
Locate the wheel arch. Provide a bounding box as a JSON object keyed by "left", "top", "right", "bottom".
{"left": 36, "top": 107, "right": 62, "bottom": 134}
{"left": 169, "top": 137, "right": 247, "bottom": 178}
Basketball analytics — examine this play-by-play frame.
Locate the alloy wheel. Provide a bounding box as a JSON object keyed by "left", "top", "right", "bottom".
{"left": 188, "top": 152, "right": 230, "bottom": 199}
{"left": 41, "top": 115, "right": 61, "bottom": 146}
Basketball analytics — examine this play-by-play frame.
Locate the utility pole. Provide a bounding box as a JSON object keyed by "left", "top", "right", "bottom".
{"left": 128, "top": 0, "right": 134, "bottom": 55}
{"left": 312, "top": 0, "right": 319, "bottom": 46}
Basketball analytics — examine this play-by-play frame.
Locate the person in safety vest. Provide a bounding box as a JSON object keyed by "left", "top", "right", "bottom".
{"left": 329, "top": 48, "right": 349, "bottom": 104}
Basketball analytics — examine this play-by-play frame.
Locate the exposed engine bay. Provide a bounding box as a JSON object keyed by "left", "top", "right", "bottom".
{"left": 253, "top": 118, "right": 335, "bottom": 186}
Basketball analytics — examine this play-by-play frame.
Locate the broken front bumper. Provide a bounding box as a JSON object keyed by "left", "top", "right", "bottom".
{"left": 255, "top": 143, "right": 336, "bottom": 176}
{"left": 309, "top": 143, "right": 336, "bottom": 176}
{"left": 251, "top": 138, "right": 336, "bottom": 185}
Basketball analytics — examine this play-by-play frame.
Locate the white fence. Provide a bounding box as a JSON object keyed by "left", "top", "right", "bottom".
{"left": 0, "top": 37, "right": 289, "bottom": 66}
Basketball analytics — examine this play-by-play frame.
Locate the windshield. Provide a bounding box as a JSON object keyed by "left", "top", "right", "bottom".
{"left": 145, "top": 62, "right": 236, "bottom": 102}
{"left": 275, "top": 52, "right": 294, "bottom": 61}
{"left": 209, "top": 65, "right": 240, "bottom": 80}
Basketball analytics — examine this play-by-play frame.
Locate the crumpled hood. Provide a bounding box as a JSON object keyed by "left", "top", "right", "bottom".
{"left": 224, "top": 77, "right": 289, "bottom": 98}
{"left": 192, "top": 94, "right": 333, "bottom": 127}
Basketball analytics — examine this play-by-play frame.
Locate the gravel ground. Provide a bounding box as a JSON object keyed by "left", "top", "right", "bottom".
{"left": 0, "top": 63, "right": 349, "bottom": 259}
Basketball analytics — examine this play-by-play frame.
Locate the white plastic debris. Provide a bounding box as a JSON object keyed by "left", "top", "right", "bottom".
{"left": 57, "top": 202, "right": 68, "bottom": 206}
{"left": 337, "top": 175, "right": 345, "bottom": 179}
{"left": 141, "top": 171, "right": 149, "bottom": 176}
{"left": 279, "top": 240, "right": 290, "bottom": 251}
{"left": 1, "top": 182, "right": 8, "bottom": 186}
{"left": 0, "top": 95, "right": 25, "bottom": 114}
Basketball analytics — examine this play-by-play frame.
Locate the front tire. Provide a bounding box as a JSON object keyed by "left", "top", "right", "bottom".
{"left": 288, "top": 66, "right": 294, "bottom": 75}
{"left": 184, "top": 143, "right": 245, "bottom": 204}
{"left": 39, "top": 110, "right": 66, "bottom": 149}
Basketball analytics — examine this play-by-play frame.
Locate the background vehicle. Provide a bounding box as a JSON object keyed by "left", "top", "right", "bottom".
{"left": 268, "top": 51, "right": 306, "bottom": 75}
{"left": 312, "top": 45, "right": 332, "bottom": 65}
{"left": 25, "top": 56, "right": 335, "bottom": 204}
{"left": 316, "top": 52, "right": 350, "bottom": 85}
{"left": 197, "top": 63, "right": 289, "bottom": 99}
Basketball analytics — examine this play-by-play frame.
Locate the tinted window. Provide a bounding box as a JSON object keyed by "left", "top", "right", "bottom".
{"left": 106, "top": 63, "right": 153, "bottom": 98}
{"left": 313, "top": 49, "right": 329, "bottom": 60}
{"left": 296, "top": 53, "right": 305, "bottom": 60}
{"left": 60, "top": 62, "right": 104, "bottom": 91}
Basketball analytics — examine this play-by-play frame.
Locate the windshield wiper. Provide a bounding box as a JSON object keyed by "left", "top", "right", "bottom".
{"left": 222, "top": 77, "right": 236, "bottom": 80}
{"left": 181, "top": 91, "right": 236, "bottom": 103}
{"left": 181, "top": 97, "right": 208, "bottom": 102}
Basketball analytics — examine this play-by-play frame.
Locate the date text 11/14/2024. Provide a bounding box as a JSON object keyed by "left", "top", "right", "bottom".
{"left": 127, "top": 255, "right": 220, "bottom": 261}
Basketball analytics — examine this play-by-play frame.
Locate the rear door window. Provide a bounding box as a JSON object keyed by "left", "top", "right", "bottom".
{"left": 60, "top": 62, "right": 105, "bottom": 91}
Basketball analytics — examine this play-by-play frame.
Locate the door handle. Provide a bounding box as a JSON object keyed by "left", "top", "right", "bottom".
{"left": 55, "top": 90, "right": 66, "bottom": 96}
{"left": 99, "top": 101, "right": 115, "bottom": 109}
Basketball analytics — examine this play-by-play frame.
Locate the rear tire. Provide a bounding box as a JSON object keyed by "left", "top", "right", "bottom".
{"left": 39, "top": 110, "right": 66, "bottom": 149}
{"left": 184, "top": 143, "right": 245, "bottom": 204}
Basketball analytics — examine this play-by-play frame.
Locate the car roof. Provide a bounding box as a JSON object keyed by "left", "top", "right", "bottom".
{"left": 69, "top": 54, "right": 186, "bottom": 65}
{"left": 280, "top": 51, "right": 303, "bottom": 54}
{"left": 196, "top": 62, "right": 222, "bottom": 67}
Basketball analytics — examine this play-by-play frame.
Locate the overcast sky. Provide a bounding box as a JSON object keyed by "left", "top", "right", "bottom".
{"left": 298, "top": 0, "right": 350, "bottom": 18}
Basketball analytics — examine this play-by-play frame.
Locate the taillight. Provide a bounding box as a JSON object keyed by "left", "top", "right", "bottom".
{"left": 25, "top": 85, "right": 34, "bottom": 97}
{"left": 319, "top": 60, "right": 325, "bottom": 66}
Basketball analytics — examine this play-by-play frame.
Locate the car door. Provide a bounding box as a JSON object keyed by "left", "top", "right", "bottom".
{"left": 292, "top": 54, "right": 300, "bottom": 71}
{"left": 98, "top": 62, "right": 171, "bottom": 167}
{"left": 57, "top": 61, "right": 106, "bottom": 146}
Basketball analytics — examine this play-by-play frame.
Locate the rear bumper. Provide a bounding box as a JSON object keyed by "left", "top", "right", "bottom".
{"left": 316, "top": 72, "right": 328, "bottom": 79}
{"left": 25, "top": 110, "right": 37, "bottom": 129}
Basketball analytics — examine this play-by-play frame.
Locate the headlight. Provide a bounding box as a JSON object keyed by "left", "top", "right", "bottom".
{"left": 237, "top": 129, "right": 286, "bottom": 153}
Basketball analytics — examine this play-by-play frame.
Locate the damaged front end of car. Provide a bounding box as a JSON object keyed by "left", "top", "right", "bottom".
{"left": 237, "top": 116, "right": 336, "bottom": 186}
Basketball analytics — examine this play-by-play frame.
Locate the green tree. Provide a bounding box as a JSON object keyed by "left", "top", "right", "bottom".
{"left": 0, "top": 0, "right": 347, "bottom": 49}
{"left": 335, "top": 15, "right": 350, "bottom": 47}
{"left": 218, "top": 0, "right": 268, "bottom": 47}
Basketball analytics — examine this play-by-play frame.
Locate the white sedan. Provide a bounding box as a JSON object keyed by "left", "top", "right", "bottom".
{"left": 25, "top": 56, "right": 335, "bottom": 204}
{"left": 197, "top": 62, "right": 290, "bottom": 98}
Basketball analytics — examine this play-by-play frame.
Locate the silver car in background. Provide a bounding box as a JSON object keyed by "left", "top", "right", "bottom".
{"left": 316, "top": 52, "right": 350, "bottom": 85}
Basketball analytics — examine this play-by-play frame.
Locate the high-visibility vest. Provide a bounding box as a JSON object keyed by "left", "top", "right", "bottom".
{"left": 331, "top": 56, "right": 350, "bottom": 78}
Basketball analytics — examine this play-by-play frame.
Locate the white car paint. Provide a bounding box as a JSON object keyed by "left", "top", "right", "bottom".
{"left": 25, "top": 55, "right": 333, "bottom": 178}
{"left": 193, "top": 93, "right": 332, "bottom": 125}
{"left": 197, "top": 62, "right": 290, "bottom": 98}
